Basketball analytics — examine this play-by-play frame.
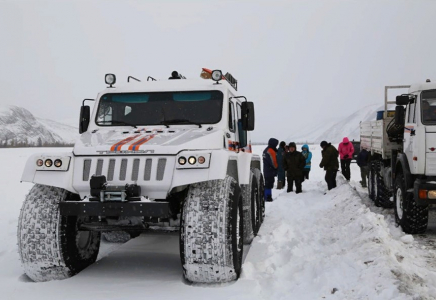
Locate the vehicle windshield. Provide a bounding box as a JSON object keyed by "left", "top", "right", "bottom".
{"left": 96, "top": 90, "right": 223, "bottom": 127}
{"left": 421, "top": 90, "right": 436, "bottom": 125}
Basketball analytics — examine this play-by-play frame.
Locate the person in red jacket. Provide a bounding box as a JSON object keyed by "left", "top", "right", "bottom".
{"left": 338, "top": 137, "right": 354, "bottom": 181}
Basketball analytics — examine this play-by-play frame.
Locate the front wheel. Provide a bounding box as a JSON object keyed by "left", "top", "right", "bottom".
{"left": 17, "top": 184, "right": 101, "bottom": 282}
{"left": 180, "top": 176, "right": 243, "bottom": 283}
{"left": 394, "top": 174, "right": 428, "bottom": 234}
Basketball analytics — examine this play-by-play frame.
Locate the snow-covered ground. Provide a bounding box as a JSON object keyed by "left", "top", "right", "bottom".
{"left": 1, "top": 146, "right": 436, "bottom": 299}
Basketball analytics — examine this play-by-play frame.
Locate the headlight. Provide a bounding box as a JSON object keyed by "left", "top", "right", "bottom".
{"left": 35, "top": 156, "right": 71, "bottom": 171}
{"left": 188, "top": 156, "right": 196, "bottom": 165}
{"left": 105, "top": 73, "right": 116, "bottom": 86}
{"left": 36, "top": 159, "right": 43, "bottom": 167}
{"left": 178, "top": 156, "right": 187, "bottom": 165}
{"left": 54, "top": 159, "right": 62, "bottom": 168}
{"left": 211, "top": 70, "right": 222, "bottom": 82}
{"left": 176, "top": 153, "right": 210, "bottom": 169}
{"left": 45, "top": 159, "right": 53, "bottom": 167}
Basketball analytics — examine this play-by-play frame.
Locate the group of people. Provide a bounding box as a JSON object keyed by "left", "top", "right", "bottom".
{"left": 263, "top": 137, "right": 360, "bottom": 201}
{"left": 262, "top": 138, "right": 312, "bottom": 202}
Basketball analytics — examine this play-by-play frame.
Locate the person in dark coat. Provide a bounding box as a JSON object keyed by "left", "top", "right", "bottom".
{"left": 276, "top": 141, "right": 286, "bottom": 189}
{"left": 356, "top": 148, "right": 370, "bottom": 188}
{"left": 319, "top": 141, "right": 339, "bottom": 190}
{"left": 263, "top": 138, "right": 279, "bottom": 202}
{"left": 283, "top": 142, "right": 306, "bottom": 193}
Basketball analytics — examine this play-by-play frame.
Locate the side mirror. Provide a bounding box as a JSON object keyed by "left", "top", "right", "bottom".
{"left": 79, "top": 105, "right": 90, "bottom": 134}
{"left": 396, "top": 95, "right": 411, "bottom": 105}
{"left": 395, "top": 105, "right": 405, "bottom": 125}
{"left": 241, "top": 101, "right": 255, "bottom": 131}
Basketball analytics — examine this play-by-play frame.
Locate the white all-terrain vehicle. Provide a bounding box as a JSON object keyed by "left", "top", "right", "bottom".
{"left": 18, "top": 69, "right": 264, "bottom": 283}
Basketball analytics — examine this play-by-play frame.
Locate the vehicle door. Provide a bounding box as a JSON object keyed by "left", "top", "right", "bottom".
{"left": 404, "top": 97, "right": 417, "bottom": 172}
{"left": 227, "top": 99, "right": 238, "bottom": 152}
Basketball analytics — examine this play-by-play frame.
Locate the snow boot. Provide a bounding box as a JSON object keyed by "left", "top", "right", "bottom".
{"left": 277, "top": 181, "right": 283, "bottom": 189}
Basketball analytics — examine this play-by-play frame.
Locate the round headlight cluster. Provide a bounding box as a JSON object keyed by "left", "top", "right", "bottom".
{"left": 178, "top": 156, "right": 206, "bottom": 166}
{"left": 37, "top": 158, "right": 63, "bottom": 168}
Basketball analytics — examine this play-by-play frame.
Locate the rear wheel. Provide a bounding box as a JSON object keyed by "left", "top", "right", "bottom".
{"left": 374, "top": 161, "right": 393, "bottom": 208}
{"left": 180, "top": 175, "right": 243, "bottom": 283}
{"left": 368, "top": 162, "right": 375, "bottom": 201}
{"left": 394, "top": 174, "right": 428, "bottom": 234}
{"left": 18, "top": 184, "right": 100, "bottom": 282}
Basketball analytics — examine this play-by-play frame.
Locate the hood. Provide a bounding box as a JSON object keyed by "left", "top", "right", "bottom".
{"left": 268, "top": 138, "right": 279, "bottom": 148}
{"left": 342, "top": 137, "right": 350, "bottom": 143}
{"left": 74, "top": 127, "right": 224, "bottom": 156}
{"left": 302, "top": 144, "right": 309, "bottom": 151}
{"left": 288, "top": 142, "right": 297, "bottom": 149}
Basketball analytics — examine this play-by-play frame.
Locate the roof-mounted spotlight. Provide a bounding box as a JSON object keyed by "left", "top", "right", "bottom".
{"left": 105, "top": 73, "right": 116, "bottom": 88}
{"left": 211, "top": 70, "right": 223, "bottom": 83}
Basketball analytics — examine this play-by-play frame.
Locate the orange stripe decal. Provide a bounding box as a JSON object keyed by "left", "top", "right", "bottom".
{"left": 110, "top": 135, "right": 141, "bottom": 151}
{"left": 128, "top": 135, "right": 155, "bottom": 151}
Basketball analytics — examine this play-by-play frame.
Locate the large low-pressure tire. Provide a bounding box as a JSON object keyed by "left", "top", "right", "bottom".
{"left": 180, "top": 175, "right": 243, "bottom": 283}
{"left": 368, "top": 162, "right": 375, "bottom": 201}
{"left": 242, "top": 172, "right": 258, "bottom": 244}
{"left": 253, "top": 168, "right": 265, "bottom": 225}
{"left": 394, "top": 174, "right": 428, "bottom": 234}
{"left": 18, "top": 184, "right": 101, "bottom": 282}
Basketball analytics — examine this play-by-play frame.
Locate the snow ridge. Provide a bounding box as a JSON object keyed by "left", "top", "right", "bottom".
{"left": 0, "top": 105, "right": 78, "bottom": 146}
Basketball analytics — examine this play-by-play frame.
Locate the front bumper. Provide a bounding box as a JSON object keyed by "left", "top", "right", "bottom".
{"left": 414, "top": 178, "right": 436, "bottom": 206}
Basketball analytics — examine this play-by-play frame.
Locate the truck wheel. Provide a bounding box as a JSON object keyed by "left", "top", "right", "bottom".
{"left": 253, "top": 168, "right": 265, "bottom": 224}
{"left": 18, "top": 184, "right": 101, "bottom": 282}
{"left": 368, "top": 162, "right": 375, "bottom": 201}
{"left": 242, "top": 172, "right": 258, "bottom": 244}
{"left": 394, "top": 174, "right": 428, "bottom": 234}
{"left": 374, "top": 161, "right": 393, "bottom": 208}
{"left": 180, "top": 175, "right": 243, "bottom": 283}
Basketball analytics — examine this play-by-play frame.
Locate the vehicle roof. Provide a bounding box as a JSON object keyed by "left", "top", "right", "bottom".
{"left": 99, "top": 78, "right": 237, "bottom": 95}
{"left": 409, "top": 81, "right": 436, "bottom": 94}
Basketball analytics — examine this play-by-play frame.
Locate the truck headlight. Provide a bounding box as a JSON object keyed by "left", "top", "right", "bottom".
{"left": 36, "top": 156, "right": 71, "bottom": 171}
{"left": 176, "top": 153, "right": 210, "bottom": 169}
{"left": 45, "top": 159, "right": 53, "bottom": 167}
{"left": 178, "top": 157, "right": 187, "bottom": 165}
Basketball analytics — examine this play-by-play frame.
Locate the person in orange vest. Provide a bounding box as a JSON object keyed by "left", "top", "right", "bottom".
{"left": 262, "top": 138, "right": 278, "bottom": 202}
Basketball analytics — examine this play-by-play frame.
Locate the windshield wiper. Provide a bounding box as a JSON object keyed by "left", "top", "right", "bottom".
{"left": 160, "top": 119, "right": 202, "bottom": 128}
{"left": 108, "top": 120, "right": 137, "bottom": 128}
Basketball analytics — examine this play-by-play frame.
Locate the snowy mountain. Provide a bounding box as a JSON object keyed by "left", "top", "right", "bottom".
{"left": 288, "top": 103, "right": 384, "bottom": 144}
{"left": 0, "top": 105, "right": 79, "bottom": 146}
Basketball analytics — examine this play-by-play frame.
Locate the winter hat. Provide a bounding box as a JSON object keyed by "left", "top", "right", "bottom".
{"left": 320, "top": 141, "right": 328, "bottom": 148}
{"left": 268, "top": 138, "right": 279, "bottom": 148}
{"left": 288, "top": 142, "right": 297, "bottom": 149}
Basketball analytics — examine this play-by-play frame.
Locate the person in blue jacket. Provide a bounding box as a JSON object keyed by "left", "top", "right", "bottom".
{"left": 262, "top": 138, "right": 279, "bottom": 202}
{"left": 276, "top": 141, "right": 286, "bottom": 189}
{"left": 301, "top": 144, "right": 312, "bottom": 181}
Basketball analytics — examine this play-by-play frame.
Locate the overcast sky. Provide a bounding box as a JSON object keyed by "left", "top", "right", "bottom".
{"left": 1, "top": 0, "right": 436, "bottom": 142}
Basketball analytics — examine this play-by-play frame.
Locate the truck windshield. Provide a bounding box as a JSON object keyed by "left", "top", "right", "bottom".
{"left": 421, "top": 90, "right": 436, "bottom": 125}
{"left": 96, "top": 90, "right": 223, "bottom": 127}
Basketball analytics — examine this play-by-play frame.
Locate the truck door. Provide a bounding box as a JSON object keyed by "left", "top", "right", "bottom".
{"left": 227, "top": 100, "right": 238, "bottom": 152}
{"left": 404, "top": 98, "right": 417, "bottom": 172}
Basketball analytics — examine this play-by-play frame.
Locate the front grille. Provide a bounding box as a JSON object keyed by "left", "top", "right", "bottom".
{"left": 144, "top": 159, "right": 152, "bottom": 181}
{"left": 81, "top": 157, "right": 168, "bottom": 183}
{"left": 156, "top": 158, "right": 166, "bottom": 181}
{"left": 83, "top": 159, "right": 92, "bottom": 181}
{"left": 119, "top": 159, "right": 128, "bottom": 181}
